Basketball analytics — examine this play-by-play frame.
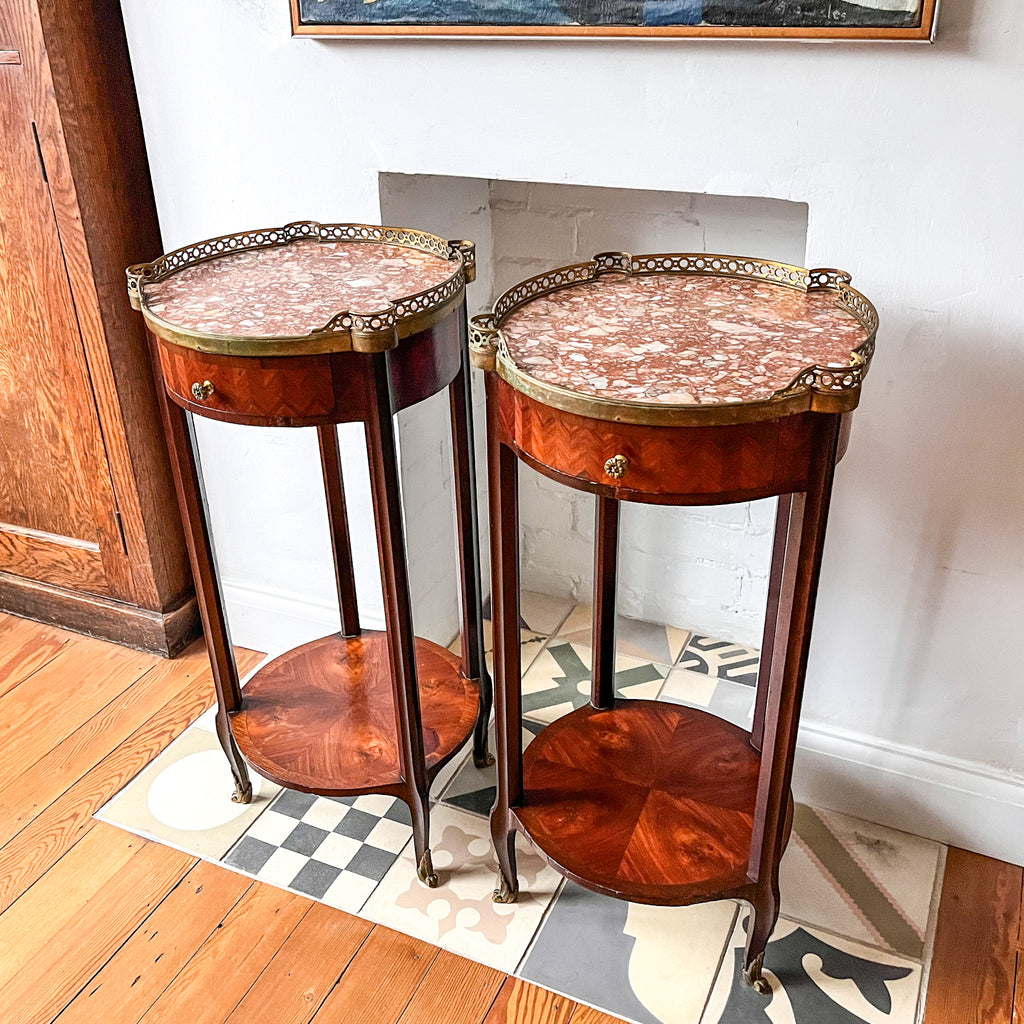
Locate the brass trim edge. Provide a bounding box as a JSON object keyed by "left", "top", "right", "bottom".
{"left": 472, "top": 252, "right": 878, "bottom": 427}
{"left": 126, "top": 222, "right": 475, "bottom": 356}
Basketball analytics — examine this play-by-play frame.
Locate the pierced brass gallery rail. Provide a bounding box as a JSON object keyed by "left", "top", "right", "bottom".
{"left": 127, "top": 221, "right": 476, "bottom": 357}
{"left": 469, "top": 251, "right": 878, "bottom": 428}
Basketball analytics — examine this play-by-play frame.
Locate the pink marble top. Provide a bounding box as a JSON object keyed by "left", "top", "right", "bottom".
{"left": 143, "top": 240, "right": 456, "bottom": 337}
{"left": 500, "top": 274, "right": 868, "bottom": 406}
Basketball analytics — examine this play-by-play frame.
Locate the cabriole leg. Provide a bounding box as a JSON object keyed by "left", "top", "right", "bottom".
{"left": 491, "top": 825, "right": 518, "bottom": 904}
{"left": 743, "top": 885, "right": 780, "bottom": 993}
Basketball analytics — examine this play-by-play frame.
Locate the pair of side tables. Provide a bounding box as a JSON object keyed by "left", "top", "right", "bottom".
{"left": 127, "top": 221, "right": 877, "bottom": 989}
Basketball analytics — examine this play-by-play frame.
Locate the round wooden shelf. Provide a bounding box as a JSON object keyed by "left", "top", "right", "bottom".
{"left": 231, "top": 631, "right": 479, "bottom": 795}
{"left": 516, "top": 700, "right": 761, "bottom": 905}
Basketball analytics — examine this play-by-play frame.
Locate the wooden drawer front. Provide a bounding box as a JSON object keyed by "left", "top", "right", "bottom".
{"left": 498, "top": 380, "right": 815, "bottom": 502}
{"left": 159, "top": 344, "right": 336, "bottom": 425}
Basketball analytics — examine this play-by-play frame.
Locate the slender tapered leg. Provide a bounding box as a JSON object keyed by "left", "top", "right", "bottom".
{"left": 751, "top": 493, "right": 795, "bottom": 752}
{"left": 365, "top": 352, "right": 436, "bottom": 887}
{"left": 159, "top": 398, "right": 252, "bottom": 804}
{"left": 317, "top": 424, "right": 360, "bottom": 638}
{"left": 744, "top": 414, "right": 841, "bottom": 985}
{"left": 448, "top": 303, "right": 493, "bottom": 768}
{"left": 592, "top": 495, "right": 620, "bottom": 710}
{"left": 486, "top": 373, "right": 521, "bottom": 903}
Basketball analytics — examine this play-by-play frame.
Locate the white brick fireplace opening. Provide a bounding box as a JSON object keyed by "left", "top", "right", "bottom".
{"left": 380, "top": 173, "right": 809, "bottom": 648}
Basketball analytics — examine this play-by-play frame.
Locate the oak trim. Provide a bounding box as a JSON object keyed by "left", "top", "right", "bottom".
{"left": 0, "top": 571, "right": 200, "bottom": 655}
{"left": 19, "top": 0, "right": 192, "bottom": 610}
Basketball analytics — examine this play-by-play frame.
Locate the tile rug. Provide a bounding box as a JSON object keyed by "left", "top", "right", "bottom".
{"left": 96, "top": 591, "right": 944, "bottom": 1024}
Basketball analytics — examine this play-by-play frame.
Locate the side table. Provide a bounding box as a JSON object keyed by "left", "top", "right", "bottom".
{"left": 469, "top": 252, "right": 877, "bottom": 984}
{"left": 127, "top": 221, "right": 493, "bottom": 886}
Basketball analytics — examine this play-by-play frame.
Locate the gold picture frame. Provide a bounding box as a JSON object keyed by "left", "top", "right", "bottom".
{"left": 291, "top": 0, "right": 937, "bottom": 40}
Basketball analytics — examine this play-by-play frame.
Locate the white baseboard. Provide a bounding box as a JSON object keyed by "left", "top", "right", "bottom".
{"left": 794, "top": 720, "right": 1024, "bottom": 867}
{"left": 221, "top": 577, "right": 385, "bottom": 655}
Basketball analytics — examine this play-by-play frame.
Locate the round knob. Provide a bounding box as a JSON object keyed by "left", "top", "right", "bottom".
{"left": 604, "top": 454, "right": 629, "bottom": 480}
{"left": 191, "top": 380, "right": 215, "bottom": 402}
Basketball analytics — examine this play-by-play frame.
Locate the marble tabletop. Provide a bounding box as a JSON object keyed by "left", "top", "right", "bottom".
{"left": 143, "top": 240, "right": 456, "bottom": 338}
{"left": 500, "top": 273, "right": 868, "bottom": 406}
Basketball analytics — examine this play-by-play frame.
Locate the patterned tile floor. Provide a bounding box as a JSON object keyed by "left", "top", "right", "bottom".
{"left": 96, "top": 591, "right": 944, "bottom": 1024}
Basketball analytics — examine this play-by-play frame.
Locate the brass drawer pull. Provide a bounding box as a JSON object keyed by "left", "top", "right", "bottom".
{"left": 191, "top": 380, "right": 215, "bottom": 402}
{"left": 604, "top": 454, "right": 629, "bottom": 480}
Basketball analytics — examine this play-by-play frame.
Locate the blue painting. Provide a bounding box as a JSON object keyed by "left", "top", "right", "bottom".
{"left": 293, "top": 0, "right": 934, "bottom": 35}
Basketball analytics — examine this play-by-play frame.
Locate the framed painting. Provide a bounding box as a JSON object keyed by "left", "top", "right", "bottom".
{"left": 291, "top": 0, "right": 938, "bottom": 39}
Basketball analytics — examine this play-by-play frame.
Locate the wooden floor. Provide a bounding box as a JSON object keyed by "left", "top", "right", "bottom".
{"left": 0, "top": 611, "right": 1019, "bottom": 1024}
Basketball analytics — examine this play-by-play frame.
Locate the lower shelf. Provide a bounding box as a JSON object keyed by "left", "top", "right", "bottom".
{"left": 231, "top": 631, "right": 479, "bottom": 795}
{"left": 516, "top": 699, "right": 762, "bottom": 905}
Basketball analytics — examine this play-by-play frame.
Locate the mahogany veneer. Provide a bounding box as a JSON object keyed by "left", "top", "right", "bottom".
{"left": 156, "top": 311, "right": 463, "bottom": 427}
{"left": 130, "top": 226, "right": 491, "bottom": 886}
{"left": 233, "top": 633, "right": 479, "bottom": 795}
{"left": 159, "top": 347, "right": 337, "bottom": 425}
{"left": 517, "top": 700, "right": 759, "bottom": 904}
{"left": 481, "top": 254, "right": 877, "bottom": 992}
{"left": 498, "top": 381, "right": 826, "bottom": 504}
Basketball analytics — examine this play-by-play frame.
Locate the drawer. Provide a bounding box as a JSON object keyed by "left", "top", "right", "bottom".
{"left": 158, "top": 343, "right": 337, "bottom": 426}
{"left": 497, "top": 379, "right": 815, "bottom": 503}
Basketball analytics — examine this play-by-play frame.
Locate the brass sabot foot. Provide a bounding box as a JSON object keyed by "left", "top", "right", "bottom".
{"left": 473, "top": 750, "right": 496, "bottom": 769}
{"left": 743, "top": 953, "right": 771, "bottom": 994}
{"left": 231, "top": 779, "right": 253, "bottom": 805}
{"left": 417, "top": 850, "right": 439, "bottom": 888}
{"left": 492, "top": 875, "right": 518, "bottom": 904}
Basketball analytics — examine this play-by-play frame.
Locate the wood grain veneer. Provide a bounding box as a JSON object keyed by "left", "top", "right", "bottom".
{"left": 0, "top": 61, "right": 125, "bottom": 592}
{"left": 517, "top": 700, "right": 760, "bottom": 904}
{"left": 231, "top": 632, "right": 480, "bottom": 795}
{"left": 159, "top": 344, "right": 338, "bottom": 425}
{"left": 496, "top": 377, "right": 823, "bottom": 505}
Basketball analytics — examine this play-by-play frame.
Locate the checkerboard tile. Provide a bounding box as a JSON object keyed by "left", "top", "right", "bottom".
{"left": 222, "top": 789, "right": 412, "bottom": 912}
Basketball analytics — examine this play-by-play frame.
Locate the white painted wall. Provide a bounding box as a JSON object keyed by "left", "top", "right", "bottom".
{"left": 122, "top": 0, "right": 1024, "bottom": 861}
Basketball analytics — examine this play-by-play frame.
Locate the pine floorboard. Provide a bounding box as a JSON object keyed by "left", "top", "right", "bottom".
{"left": 924, "top": 847, "right": 1023, "bottom": 1024}
{"left": 0, "top": 611, "right": 1018, "bottom": 1024}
